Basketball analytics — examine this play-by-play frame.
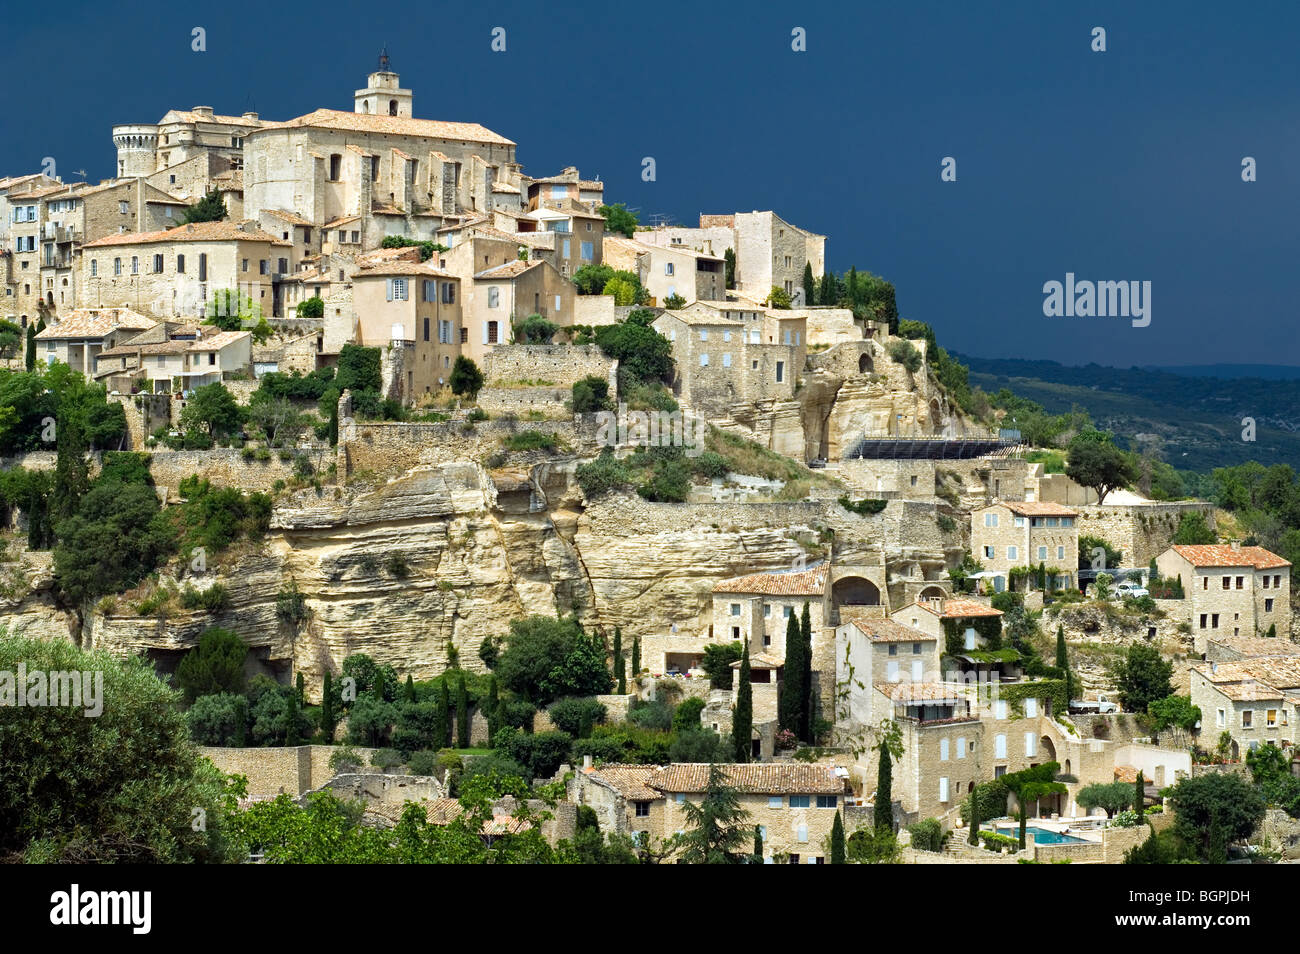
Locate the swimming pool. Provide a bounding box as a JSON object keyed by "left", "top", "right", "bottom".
{"left": 995, "top": 825, "right": 1091, "bottom": 845}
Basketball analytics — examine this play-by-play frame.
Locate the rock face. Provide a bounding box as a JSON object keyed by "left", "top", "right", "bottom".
{"left": 2, "top": 455, "right": 955, "bottom": 702}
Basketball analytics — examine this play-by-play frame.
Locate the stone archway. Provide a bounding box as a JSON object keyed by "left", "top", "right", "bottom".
{"left": 918, "top": 585, "right": 947, "bottom": 602}
{"left": 859, "top": 353, "right": 873, "bottom": 374}
{"left": 1040, "top": 736, "right": 1056, "bottom": 763}
{"left": 831, "top": 575, "right": 881, "bottom": 624}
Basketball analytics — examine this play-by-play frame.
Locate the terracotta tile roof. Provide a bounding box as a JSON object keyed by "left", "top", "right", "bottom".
{"left": 98, "top": 339, "right": 190, "bottom": 358}
{"left": 584, "top": 764, "right": 660, "bottom": 801}
{"left": 36, "top": 308, "right": 156, "bottom": 340}
{"left": 907, "top": 598, "right": 1002, "bottom": 619}
{"left": 1171, "top": 544, "right": 1290, "bottom": 570}
{"left": 189, "top": 330, "right": 250, "bottom": 351}
{"left": 355, "top": 261, "right": 455, "bottom": 278}
{"left": 1194, "top": 657, "right": 1300, "bottom": 699}
{"left": 848, "top": 618, "right": 930, "bottom": 643}
{"left": 161, "top": 109, "right": 262, "bottom": 127}
{"left": 263, "top": 108, "right": 515, "bottom": 146}
{"left": 647, "top": 763, "right": 846, "bottom": 796}
{"left": 264, "top": 209, "right": 314, "bottom": 227}
{"left": 730, "top": 652, "right": 784, "bottom": 669}
{"left": 323, "top": 215, "right": 360, "bottom": 228}
{"left": 459, "top": 224, "right": 555, "bottom": 248}
{"left": 358, "top": 246, "right": 421, "bottom": 265}
{"left": 491, "top": 181, "right": 521, "bottom": 194}
{"left": 996, "top": 501, "right": 1079, "bottom": 517}
{"left": 1114, "top": 765, "right": 1139, "bottom": 783}
{"left": 712, "top": 564, "right": 828, "bottom": 596}
{"left": 473, "top": 259, "right": 543, "bottom": 280}
{"left": 82, "top": 220, "right": 286, "bottom": 248}
{"left": 1206, "top": 635, "right": 1300, "bottom": 659}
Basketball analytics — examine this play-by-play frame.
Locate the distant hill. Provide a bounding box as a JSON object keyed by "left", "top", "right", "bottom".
{"left": 1140, "top": 364, "right": 1300, "bottom": 381}
{"left": 953, "top": 354, "right": 1300, "bottom": 472}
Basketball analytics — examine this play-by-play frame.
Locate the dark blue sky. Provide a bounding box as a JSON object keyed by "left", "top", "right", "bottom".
{"left": 7, "top": 0, "right": 1297, "bottom": 367}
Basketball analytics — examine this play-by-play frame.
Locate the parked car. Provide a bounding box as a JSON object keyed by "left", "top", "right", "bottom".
{"left": 1070, "top": 693, "right": 1120, "bottom": 714}
{"left": 1115, "top": 581, "right": 1149, "bottom": 599}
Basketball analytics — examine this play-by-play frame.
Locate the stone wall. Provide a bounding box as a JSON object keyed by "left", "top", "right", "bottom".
{"left": 482, "top": 343, "right": 616, "bottom": 389}
{"left": 147, "top": 448, "right": 307, "bottom": 494}
{"left": 477, "top": 386, "right": 573, "bottom": 417}
{"left": 1076, "top": 501, "right": 1215, "bottom": 566}
{"left": 200, "top": 743, "right": 355, "bottom": 798}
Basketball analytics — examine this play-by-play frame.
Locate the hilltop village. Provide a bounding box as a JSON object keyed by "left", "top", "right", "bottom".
{"left": 2, "top": 62, "right": 1298, "bottom": 865}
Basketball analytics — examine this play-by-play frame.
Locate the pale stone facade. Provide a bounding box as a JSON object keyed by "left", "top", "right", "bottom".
{"left": 1156, "top": 543, "right": 1291, "bottom": 640}
{"left": 971, "top": 501, "right": 1079, "bottom": 590}
{"left": 601, "top": 235, "right": 724, "bottom": 304}
{"left": 1190, "top": 655, "right": 1300, "bottom": 758}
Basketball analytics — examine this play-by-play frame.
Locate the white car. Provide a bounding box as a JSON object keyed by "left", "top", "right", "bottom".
{"left": 1114, "top": 581, "right": 1149, "bottom": 599}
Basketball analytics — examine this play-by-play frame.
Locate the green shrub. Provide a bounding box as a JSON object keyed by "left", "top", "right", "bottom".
{"left": 887, "top": 339, "right": 923, "bottom": 373}
{"left": 547, "top": 697, "right": 607, "bottom": 737}
{"left": 907, "top": 818, "right": 946, "bottom": 852}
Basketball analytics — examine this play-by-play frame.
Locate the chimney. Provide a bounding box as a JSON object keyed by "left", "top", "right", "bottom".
{"left": 1230, "top": 540, "right": 1241, "bottom": 551}
{"left": 242, "top": 111, "right": 259, "bottom": 121}
{"left": 192, "top": 106, "right": 214, "bottom": 119}
{"left": 582, "top": 755, "right": 593, "bottom": 772}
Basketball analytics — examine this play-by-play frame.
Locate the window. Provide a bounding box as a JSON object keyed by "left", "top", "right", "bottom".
{"left": 1025, "top": 698, "right": 1037, "bottom": 717}
{"left": 964, "top": 628, "right": 976, "bottom": 650}
{"left": 562, "top": 238, "right": 570, "bottom": 259}
{"left": 939, "top": 777, "right": 950, "bottom": 802}
{"left": 776, "top": 361, "right": 784, "bottom": 383}
{"left": 488, "top": 286, "right": 500, "bottom": 309}
{"left": 1200, "top": 614, "right": 1207, "bottom": 629}
{"left": 783, "top": 606, "right": 792, "bottom": 618}
{"left": 1223, "top": 576, "right": 1231, "bottom": 589}
{"left": 634, "top": 801, "right": 650, "bottom": 817}
{"left": 994, "top": 700, "right": 1007, "bottom": 720}
{"left": 423, "top": 317, "right": 430, "bottom": 342}
{"left": 177, "top": 254, "right": 185, "bottom": 274}
{"left": 700, "top": 329, "right": 708, "bottom": 341}
{"left": 1263, "top": 575, "right": 1270, "bottom": 589}
{"left": 700, "top": 353, "right": 709, "bottom": 367}
{"left": 581, "top": 241, "right": 593, "bottom": 260}
{"left": 259, "top": 260, "right": 268, "bottom": 276}
{"left": 1242, "top": 710, "right": 1253, "bottom": 728}
{"left": 665, "top": 262, "right": 674, "bottom": 276}
{"left": 1237, "top": 576, "right": 1245, "bottom": 589}
{"left": 1217, "top": 708, "right": 1225, "bottom": 728}
{"left": 486, "top": 321, "right": 499, "bottom": 344}
{"left": 940, "top": 738, "right": 949, "bottom": 761}
{"left": 722, "top": 353, "right": 731, "bottom": 368}
{"left": 387, "top": 278, "right": 408, "bottom": 301}
{"left": 113, "top": 258, "right": 121, "bottom": 275}
{"left": 788, "top": 855, "right": 800, "bottom": 865}
{"left": 912, "top": 642, "right": 922, "bottom": 655}
{"left": 888, "top": 644, "right": 897, "bottom": 656}
{"left": 1266, "top": 598, "right": 1275, "bottom": 612}
{"left": 1025, "top": 733, "right": 1036, "bottom": 757}
{"left": 1007, "top": 546, "right": 1018, "bottom": 560}
{"left": 995, "top": 734, "right": 1007, "bottom": 758}
{"left": 816, "top": 795, "right": 837, "bottom": 808}
{"left": 956, "top": 736, "right": 966, "bottom": 759}
{"left": 730, "top": 603, "right": 741, "bottom": 616}
{"left": 1013, "top": 516, "right": 1025, "bottom": 527}
{"left": 1212, "top": 613, "right": 1220, "bottom": 629}
{"left": 886, "top": 660, "right": 899, "bottom": 681}
{"left": 90, "top": 260, "right": 97, "bottom": 277}
{"left": 442, "top": 282, "right": 455, "bottom": 304}
{"left": 1038, "top": 546, "right": 1048, "bottom": 560}
{"left": 1057, "top": 546, "right": 1065, "bottom": 560}
{"left": 1268, "top": 710, "right": 1277, "bottom": 727}
{"left": 153, "top": 254, "right": 163, "bottom": 273}
{"left": 439, "top": 320, "right": 452, "bottom": 344}
{"left": 983, "top": 546, "right": 994, "bottom": 559}
{"left": 1202, "top": 577, "right": 1208, "bottom": 590}
{"left": 788, "top": 796, "right": 810, "bottom": 808}
{"left": 554, "top": 294, "right": 561, "bottom": 313}
{"left": 119, "top": 201, "right": 128, "bottom": 214}
{"left": 768, "top": 796, "right": 782, "bottom": 808}
{"left": 1275, "top": 574, "right": 1282, "bottom": 587}
{"left": 985, "top": 513, "right": 999, "bottom": 528}
{"left": 763, "top": 604, "right": 771, "bottom": 618}
{"left": 130, "top": 256, "right": 138, "bottom": 274}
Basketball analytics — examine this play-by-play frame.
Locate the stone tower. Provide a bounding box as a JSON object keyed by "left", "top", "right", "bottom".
{"left": 112, "top": 123, "right": 159, "bottom": 178}
{"left": 354, "top": 50, "right": 412, "bottom": 117}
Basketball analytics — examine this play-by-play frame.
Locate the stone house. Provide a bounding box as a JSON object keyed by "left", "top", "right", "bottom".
{"left": 653, "top": 305, "right": 805, "bottom": 418}
{"left": 569, "top": 761, "right": 849, "bottom": 863}
{"left": 517, "top": 201, "right": 604, "bottom": 278}
{"left": 94, "top": 325, "right": 250, "bottom": 395}
{"left": 1156, "top": 543, "right": 1291, "bottom": 640}
{"left": 351, "top": 261, "right": 463, "bottom": 402}
{"left": 34, "top": 306, "right": 157, "bottom": 374}
{"left": 114, "top": 106, "right": 262, "bottom": 182}
{"left": 526, "top": 167, "right": 605, "bottom": 211}
{"left": 1190, "top": 655, "right": 1300, "bottom": 758}
{"left": 971, "top": 501, "right": 1079, "bottom": 592}
{"left": 79, "top": 220, "right": 289, "bottom": 319}
{"left": 602, "top": 235, "right": 724, "bottom": 305}
{"left": 464, "top": 258, "right": 574, "bottom": 366}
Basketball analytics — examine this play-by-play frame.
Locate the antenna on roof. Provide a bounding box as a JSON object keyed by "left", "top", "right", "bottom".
{"left": 379, "top": 46, "right": 391, "bottom": 71}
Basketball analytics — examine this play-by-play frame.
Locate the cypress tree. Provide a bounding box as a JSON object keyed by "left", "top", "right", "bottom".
{"left": 286, "top": 689, "right": 301, "bottom": 746}
{"left": 373, "top": 668, "right": 386, "bottom": 703}
{"left": 1055, "top": 625, "right": 1073, "bottom": 704}
{"left": 732, "top": 641, "right": 753, "bottom": 762}
{"left": 321, "top": 670, "right": 336, "bottom": 741}
{"left": 296, "top": 671, "right": 305, "bottom": 702}
{"left": 779, "top": 610, "right": 804, "bottom": 735}
{"left": 819, "top": 269, "right": 837, "bottom": 306}
{"left": 456, "top": 672, "right": 470, "bottom": 748}
{"left": 24, "top": 325, "right": 35, "bottom": 371}
{"left": 404, "top": 674, "right": 417, "bottom": 702}
{"left": 613, "top": 627, "right": 625, "bottom": 694}
{"left": 830, "top": 811, "right": 846, "bottom": 864}
{"left": 1135, "top": 770, "right": 1144, "bottom": 815}
{"left": 802, "top": 262, "right": 816, "bottom": 305}
{"left": 631, "top": 634, "right": 640, "bottom": 679}
{"left": 800, "top": 601, "right": 814, "bottom": 742}
{"left": 875, "top": 743, "right": 893, "bottom": 833}
{"left": 723, "top": 248, "right": 736, "bottom": 289}
{"left": 753, "top": 825, "right": 763, "bottom": 863}
{"left": 485, "top": 675, "right": 499, "bottom": 745}
{"left": 968, "top": 787, "right": 981, "bottom": 845}
{"left": 433, "top": 680, "right": 451, "bottom": 748}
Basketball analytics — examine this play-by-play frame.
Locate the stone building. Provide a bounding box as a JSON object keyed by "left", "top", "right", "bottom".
{"left": 569, "top": 761, "right": 848, "bottom": 862}
{"left": 34, "top": 307, "right": 157, "bottom": 374}
{"left": 526, "top": 167, "right": 604, "bottom": 211}
{"left": 971, "top": 500, "right": 1079, "bottom": 591}
{"left": 517, "top": 201, "right": 604, "bottom": 278}
{"left": 351, "top": 261, "right": 463, "bottom": 403}
{"left": 1190, "top": 655, "right": 1300, "bottom": 758}
{"left": 464, "top": 258, "right": 574, "bottom": 366}
{"left": 602, "top": 235, "right": 724, "bottom": 305}
{"left": 1156, "top": 543, "right": 1291, "bottom": 640}
{"left": 79, "top": 220, "right": 289, "bottom": 318}
{"left": 636, "top": 211, "right": 826, "bottom": 300}
{"left": 653, "top": 304, "right": 805, "bottom": 418}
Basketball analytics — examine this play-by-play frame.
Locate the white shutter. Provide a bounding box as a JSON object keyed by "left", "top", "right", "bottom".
{"left": 956, "top": 736, "right": 966, "bottom": 759}
{"left": 1025, "top": 733, "right": 1036, "bottom": 757}
{"left": 482, "top": 322, "right": 488, "bottom": 344}
{"left": 939, "top": 777, "right": 949, "bottom": 802}
{"left": 939, "top": 738, "right": 949, "bottom": 761}
{"left": 1025, "top": 698, "right": 1038, "bottom": 718}
{"left": 386, "top": 278, "right": 393, "bottom": 301}
{"left": 995, "top": 734, "right": 1007, "bottom": 758}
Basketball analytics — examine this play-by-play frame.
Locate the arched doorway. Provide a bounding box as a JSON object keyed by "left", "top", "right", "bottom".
{"left": 1040, "top": 736, "right": 1056, "bottom": 763}
{"left": 859, "top": 353, "right": 873, "bottom": 374}
{"left": 831, "top": 576, "right": 881, "bottom": 624}
{"left": 918, "top": 585, "right": 947, "bottom": 602}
